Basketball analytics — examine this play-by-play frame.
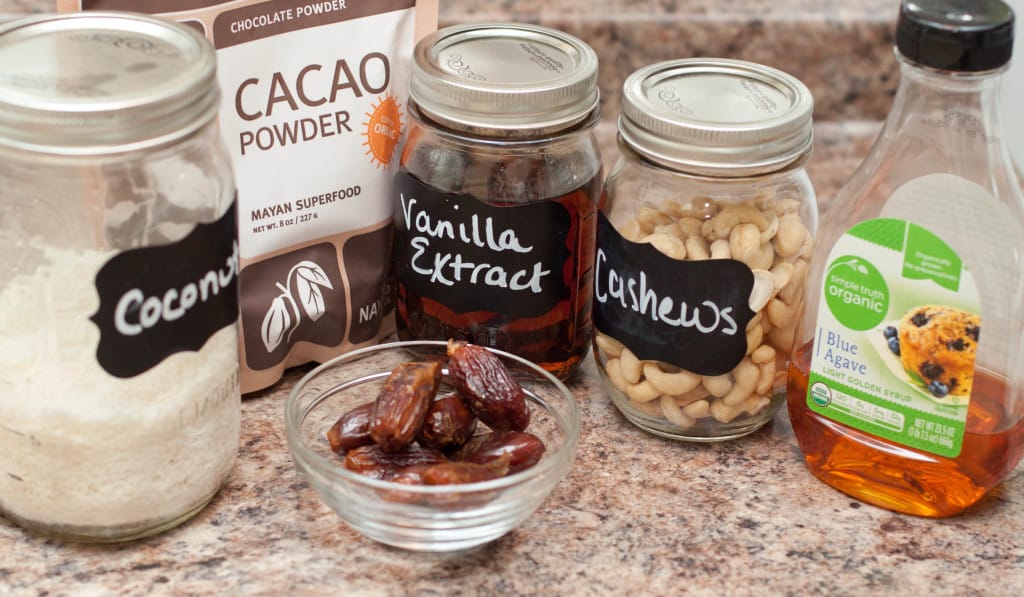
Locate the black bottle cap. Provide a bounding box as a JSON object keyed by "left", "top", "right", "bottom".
{"left": 896, "top": 0, "right": 1015, "bottom": 72}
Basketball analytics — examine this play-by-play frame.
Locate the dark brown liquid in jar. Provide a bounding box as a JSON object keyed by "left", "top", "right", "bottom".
{"left": 394, "top": 135, "right": 600, "bottom": 380}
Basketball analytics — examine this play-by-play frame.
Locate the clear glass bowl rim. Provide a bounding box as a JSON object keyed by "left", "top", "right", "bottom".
{"left": 284, "top": 339, "right": 581, "bottom": 495}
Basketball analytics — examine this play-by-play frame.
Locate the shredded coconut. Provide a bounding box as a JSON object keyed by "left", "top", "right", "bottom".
{"left": 0, "top": 245, "right": 239, "bottom": 532}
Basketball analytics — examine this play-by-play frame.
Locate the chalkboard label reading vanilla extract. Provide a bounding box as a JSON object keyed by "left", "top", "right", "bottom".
{"left": 394, "top": 170, "right": 572, "bottom": 319}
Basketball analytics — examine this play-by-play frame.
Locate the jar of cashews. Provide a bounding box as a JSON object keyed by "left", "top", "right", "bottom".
{"left": 593, "top": 58, "right": 816, "bottom": 441}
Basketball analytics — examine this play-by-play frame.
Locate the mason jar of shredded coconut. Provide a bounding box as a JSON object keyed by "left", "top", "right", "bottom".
{"left": 0, "top": 12, "right": 240, "bottom": 542}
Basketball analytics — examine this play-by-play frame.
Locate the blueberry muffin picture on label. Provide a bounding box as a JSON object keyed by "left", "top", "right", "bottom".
{"left": 882, "top": 305, "right": 980, "bottom": 400}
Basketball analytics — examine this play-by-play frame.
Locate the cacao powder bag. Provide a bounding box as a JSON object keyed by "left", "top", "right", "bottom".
{"left": 58, "top": 0, "right": 439, "bottom": 392}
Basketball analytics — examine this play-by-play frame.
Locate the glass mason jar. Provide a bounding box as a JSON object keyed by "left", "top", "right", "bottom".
{"left": 0, "top": 13, "right": 240, "bottom": 542}
{"left": 594, "top": 58, "right": 817, "bottom": 441}
{"left": 393, "top": 23, "right": 603, "bottom": 380}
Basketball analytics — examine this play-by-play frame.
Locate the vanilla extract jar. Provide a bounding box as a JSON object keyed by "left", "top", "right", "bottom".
{"left": 393, "top": 23, "right": 603, "bottom": 380}
{"left": 594, "top": 59, "right": 817, "bottom": 441}
{"left": 0, "top": 13, "right": 239, "bottom": 541}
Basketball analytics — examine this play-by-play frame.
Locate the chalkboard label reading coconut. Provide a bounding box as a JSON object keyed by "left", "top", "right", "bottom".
{"left": 92, "top": 203, "right": 239, "bottom": 378}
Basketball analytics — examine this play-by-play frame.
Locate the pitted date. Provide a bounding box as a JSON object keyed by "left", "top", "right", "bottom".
{"left": 370, "top": 360, "right": 443, "bottom": 452}
{"left": 329, "top": 342, "right": 549, "bottom": 493}
{"left": 343, "top": 444, "right": 447, "bottom": 479}
{"left": 447, "top": 340, "right": 531, "bottom": 431}
{"left": 461, "top": 431, "right": 546, "bottom": 474}
{"left": 326, "top": 402, "right": 374, "bottom": 453}
{"left": 417, "top": 392, "right": 478, "bottom": 452}
{"left": 420, "top": 461, "right": 510, "bottom": 485}
{"left": 388, "top": 464, "right": 433, "bottom": 486}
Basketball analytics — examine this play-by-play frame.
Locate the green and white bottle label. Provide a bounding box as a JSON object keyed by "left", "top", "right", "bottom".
{"left": 807, "top": 218, "right": 981, "bottom": 458}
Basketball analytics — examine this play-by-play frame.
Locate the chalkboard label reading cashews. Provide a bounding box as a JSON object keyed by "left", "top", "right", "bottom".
{"left": 593, "top": 212, "right": 756, "bottom": 376}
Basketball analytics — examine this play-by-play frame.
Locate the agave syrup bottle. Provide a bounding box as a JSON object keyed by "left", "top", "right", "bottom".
{"left": 787, "top": 0, "right": 1024, "bottom": 517}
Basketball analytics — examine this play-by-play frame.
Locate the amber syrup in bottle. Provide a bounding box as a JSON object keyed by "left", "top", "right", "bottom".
{"left": 786, "top": 0, "right": 1024, "bottom": 516}
{"left": 789, "top": 344, "right": 1024, "bottom": 517}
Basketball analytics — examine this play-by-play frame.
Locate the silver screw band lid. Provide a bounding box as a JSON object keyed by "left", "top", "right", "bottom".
{"left": 619, "top": 58, "right": 814, "bottom": 176}
{"left": 410, "top": 22, "right": 600, "bottom": 132}
{"left": 0, "top": 12, "right": 219, "bottom": 155}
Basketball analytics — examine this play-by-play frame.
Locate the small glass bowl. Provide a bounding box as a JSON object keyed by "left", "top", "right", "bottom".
{"left": 284, "top": 340, "right": 580, "bottom": 552}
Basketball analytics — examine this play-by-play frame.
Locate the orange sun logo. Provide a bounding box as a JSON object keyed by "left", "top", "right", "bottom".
{"left": 362, "top": 94, "right": 403, "bottom": 169}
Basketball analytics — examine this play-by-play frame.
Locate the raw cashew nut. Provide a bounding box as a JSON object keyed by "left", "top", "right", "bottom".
{"left": 625, "top": 380, "right": 661, "bottom": 403}
{"left": 722, "top": 359, "right": 760, "bottom": 406}
{"left": 749, "top": 270, "right": 776, "bottom": 312}
{"left": 685, "top": 235, "right": 710, "bottom": 260}
{"left": 760, "top": 210, "right": 779, "bottom": 244}
{"left": 746, "top": 312, "right": 763, "bottom": 332}
{"left": 643, "top": 362, "right": 701, "bottom": 396}
{"left": 677, "top": 217, "right": 704, "bottom": 239}
{"left": 620, "top": 220, "right": 644, "bottom": 242}
{"left": 638, "top": 206, "right": 671, "bottom": 233}
{"left": 605, "top": 358, "right": 628, "bottom": 393}
{"left": 703, "top": 204, "right": 769, "bottom": 240}
{"left": 660, "top": 394, "right": 696, "bottom": 428}
{"left": 773, "top": 213, "right": 808, "bottom": 258}
{"left": 768, "top": 324, "right": 797, "bottom": 351}
{"left": 750, "top": 344, "right": 776, "bottom": 364}
{"left": 710, "top": 239, "right": 731, "bottom": 260}
{"left": 766, "top": 298, "right": 797, "bottom": 329}
{"left": 774, "top": 198, "right": 801, "bottom": 215}
{"left": 683, "top": 399, "right": 711, "bottom": 418}
{"left": 756, "top": 359, "right": 775, "bottom": 395}
{"left": 702, "top": 374, "right": 732, "bottom": 398}
{"left": 750, "top": 242, "right": 775, "bottom": 270}
{"left": 644, "top": 233, "right": 687, "bottom": 260}
{"left": 781, "top": 258, "right": 808, "bottom": 304}
{"left": 655, "top": 222, "right": 686, "bottom": 240}
{"left": 595, "top": 333, "right": 624, "bottom": 359}
{"left": 729, "top": 223, "right": 761, "bottom": 266}
{"left": 797, "top": 237, "right": 813, "bottom": 259}
{"left": 743, "top": 395, "right": 771, "bottom": 416}
{"left": 620, "top": 347, "right": 642, "bottom": 385}
{"left": 745, "top": 324, "right": 764, "bottom": 356}
{"left": 673, "top": 386, "right": 707, "bottom": 405}
{"left": 771, "top": 261, "right": 794, "bottom": 293}
{"left": 710, "top": 399, "right": 744, "bottom": 423}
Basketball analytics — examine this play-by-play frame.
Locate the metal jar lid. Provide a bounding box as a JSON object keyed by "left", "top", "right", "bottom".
{"left": 0, "top": 12, "right": 219, "bottom": 155}
{"left": 619, "top": 58, "right": 814, "bottom": 176}
{"left": 410, "top": 22, "right": 600, "bottom": 133}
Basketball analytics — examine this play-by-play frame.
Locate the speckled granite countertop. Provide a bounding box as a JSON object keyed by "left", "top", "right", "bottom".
{"left": 4, "top": 342, "right": 1023, "bottom": 595}
{"left": 2, "top": 1, "right": 1023, "bottom": 595}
